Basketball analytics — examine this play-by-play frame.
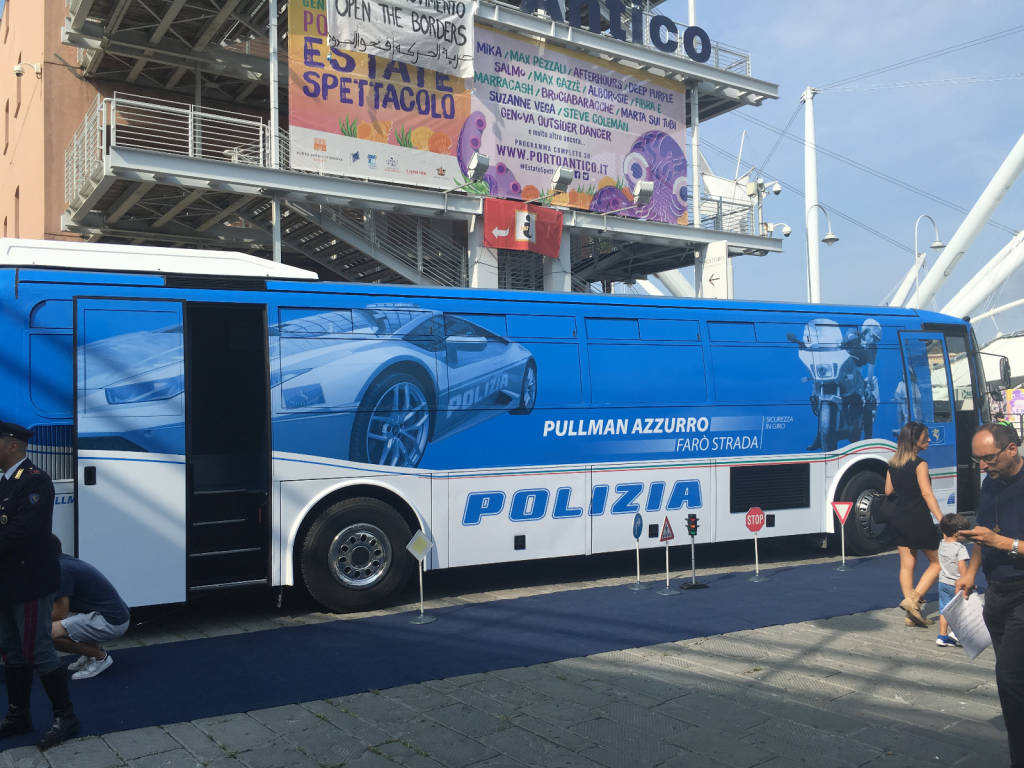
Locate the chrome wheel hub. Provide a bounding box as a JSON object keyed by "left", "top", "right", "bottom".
{"left": 328, "top": 523, "right": 392, "bottom": 589}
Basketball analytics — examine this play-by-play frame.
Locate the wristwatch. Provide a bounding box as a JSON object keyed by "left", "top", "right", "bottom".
{"left": 1010, "top": 539, "right": 1021, "bottom": 559}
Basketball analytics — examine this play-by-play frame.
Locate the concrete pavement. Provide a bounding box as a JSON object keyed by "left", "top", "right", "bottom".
{"left": 1, "top": 554, "right": 1008, "bottom": 768}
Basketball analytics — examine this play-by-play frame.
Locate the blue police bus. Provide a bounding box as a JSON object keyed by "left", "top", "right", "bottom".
{"left": 0, "top": 238, "right": 999, "bottom": 611}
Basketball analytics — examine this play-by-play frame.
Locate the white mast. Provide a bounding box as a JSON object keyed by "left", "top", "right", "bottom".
{"left": 941, "top": 232, "right": 1024, "bottom": 319}
{"left": 802, "top": 87, "right": 821, "bottom": 302}
{"left": 905, "top": 130, "right": 1024, "bottom": 309}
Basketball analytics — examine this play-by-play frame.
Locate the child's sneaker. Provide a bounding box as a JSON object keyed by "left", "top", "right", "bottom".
{"left": 936, "top": 635, "right": 958, "bottom": 647}
{"left": 948, "top": 631, "right": 961, "bottom": 646}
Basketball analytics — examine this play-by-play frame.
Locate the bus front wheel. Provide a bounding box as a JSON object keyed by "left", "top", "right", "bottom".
{"left": 300, "top": 497, "right": 414, "bottom": 611}
{"left": 836, "top": 470, "right": 890, "bottom": 555}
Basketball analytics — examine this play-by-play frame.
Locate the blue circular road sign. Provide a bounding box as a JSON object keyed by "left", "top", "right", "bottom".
{"left": 632, "top": 513, "right": 643, "bottom": 540}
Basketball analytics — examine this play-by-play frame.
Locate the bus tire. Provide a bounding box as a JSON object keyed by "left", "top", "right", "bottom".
{"left": 836, "top": 469, "right": 890, "bottom": 555}
{"left": 300, "top": 497, "right": 414, "bottom": 612}
{"left": 510, "top": 362, "right": 537, "bottom": 415}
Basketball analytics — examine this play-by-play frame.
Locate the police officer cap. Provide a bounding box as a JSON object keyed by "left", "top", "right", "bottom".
{"left": 0, "top": 422, "right": 31, "bottom": 442}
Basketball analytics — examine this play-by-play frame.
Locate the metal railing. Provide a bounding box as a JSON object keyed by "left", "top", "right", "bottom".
{"left": 65, "top": 93, "right": 762, "bottom": 246}
{"left": 317, "top": 207, "right": 468, "bottom": 286}
{"left": 110, "top": 92, "right": 268, "bottom": 166}
{"left": 698, "top": 196, "right": 756, "bottom": 235}
{"left": 64, "top": 94, "right": 104, "bottom": 207}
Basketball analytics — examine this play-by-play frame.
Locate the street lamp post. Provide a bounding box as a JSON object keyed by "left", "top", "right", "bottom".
{"left": 891, "top": 215, "right": 944, "bottom": 307}
{"left": 805, "top": 202, "right": 838, "bottom": 303}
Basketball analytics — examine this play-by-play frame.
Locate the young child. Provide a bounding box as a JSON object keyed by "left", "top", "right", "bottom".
{"left": 936, "top": 513, "right": 970, "bottom": 647}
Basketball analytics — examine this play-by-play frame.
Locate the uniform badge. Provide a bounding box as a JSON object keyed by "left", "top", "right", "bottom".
{"left": 28, "top": 493, "right": 40, "bottom": 505}
{"left": 13, "top": 468, "right": 23, "bottom": 480}
{"left": 0, "top": 515, "right": 7, "bottom": 525}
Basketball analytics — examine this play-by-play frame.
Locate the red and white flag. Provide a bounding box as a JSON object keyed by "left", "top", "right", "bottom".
{"left": 483, "top": 198, "right": 563, "bottom": 260}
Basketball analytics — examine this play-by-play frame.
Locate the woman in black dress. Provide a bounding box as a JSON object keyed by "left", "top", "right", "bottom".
{"left": 885, "top": 421, "right": 943, "bottom": 627}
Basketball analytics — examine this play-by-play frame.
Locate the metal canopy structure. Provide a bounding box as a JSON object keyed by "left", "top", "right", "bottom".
{"left": 60, "top": 0, "right": 782, "bottom": 288}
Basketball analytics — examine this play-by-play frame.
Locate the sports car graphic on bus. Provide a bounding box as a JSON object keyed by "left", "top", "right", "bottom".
{"left": 272, "top": 306, "right": 537, "bottom": 467}
{"left": 78, "top": 305, "right": 537, "bottom": 468}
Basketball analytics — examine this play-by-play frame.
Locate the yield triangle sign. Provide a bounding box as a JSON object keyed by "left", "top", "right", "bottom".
{"left": 832, "top": 501, "right": 853, "bottom": 525}
{"left": 660, "top": 516, "right": 675, "bottom": 542}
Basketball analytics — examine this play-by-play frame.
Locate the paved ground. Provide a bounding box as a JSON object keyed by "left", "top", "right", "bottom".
{"left": 0, "top": 551, "right": 1009, "bottom": 768}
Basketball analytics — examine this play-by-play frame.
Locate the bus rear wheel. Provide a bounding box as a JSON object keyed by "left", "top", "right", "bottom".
{"left": 300, "top": 497, "right": 414, "bottom": 611}
{"left": 836, "top": 470, "right": 890, "bottom": 555}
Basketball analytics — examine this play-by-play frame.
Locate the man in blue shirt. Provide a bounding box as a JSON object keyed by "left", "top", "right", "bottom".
{"left": 49, "top": 538, "right": 130, "bottom": 680}
{"left": 958, "top": 422, "right": 1024, "bottom": 768}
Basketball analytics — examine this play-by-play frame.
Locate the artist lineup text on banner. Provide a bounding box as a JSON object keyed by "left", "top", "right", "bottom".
{"left": 289, "top": 6, "right": 689, "bottom": 224}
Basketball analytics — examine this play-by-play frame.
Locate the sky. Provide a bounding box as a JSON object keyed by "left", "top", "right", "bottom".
{"left": 658, "top": 0, "right": 1024, "bottom": 345}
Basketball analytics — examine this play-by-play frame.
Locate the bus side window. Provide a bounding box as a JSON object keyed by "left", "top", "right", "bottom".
{"left": 588, "top": 342, "right": 706, "bottom": 405}
{"left": 505, "top": 315, "right": 582, "bottom": 407}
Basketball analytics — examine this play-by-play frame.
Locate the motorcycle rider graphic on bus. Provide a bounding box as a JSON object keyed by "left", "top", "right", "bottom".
{"left": 788, "top": 318, "right": 880, "bottom": 451}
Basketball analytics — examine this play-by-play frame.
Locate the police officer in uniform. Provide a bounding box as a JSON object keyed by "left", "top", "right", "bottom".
{"left": 0, "top": 422, "right": 79, "bottom": 749}
{"left": 958, "top": 422, "right": 1024, "bottom": 767}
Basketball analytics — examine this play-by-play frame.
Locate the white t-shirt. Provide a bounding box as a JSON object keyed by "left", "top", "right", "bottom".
{"left": 938, "top": 539, "right": 970, "bottom": 585}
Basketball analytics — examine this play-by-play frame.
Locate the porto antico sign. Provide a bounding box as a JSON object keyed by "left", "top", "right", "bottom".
{"left": 518, "top": 0, "right": 712, "bottom": 63}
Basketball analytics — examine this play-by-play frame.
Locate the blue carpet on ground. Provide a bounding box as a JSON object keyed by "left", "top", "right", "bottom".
{"left": 5, "top": 553, "right": 953, "bottom": 746}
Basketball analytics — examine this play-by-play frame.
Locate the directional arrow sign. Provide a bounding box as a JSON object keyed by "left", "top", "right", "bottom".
{"left": 660, "top": 516, "right": 675, "bottom": 542}
{"left": 696, "top": 239, "right": 730, "bottom": 299}
{"left": 632, "top": 513, "right": 643, "bottom": 540}
{"left": 491, "top": 227, "right": 509, "bottom": 237}
{"left": 745, "top": 507, "right": 765, "bottom": 533}
{"left": 832, "top": 501, "right": 853, "bottom": 525}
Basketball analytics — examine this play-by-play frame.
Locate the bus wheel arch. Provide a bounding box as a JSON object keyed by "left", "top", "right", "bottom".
{"left": 295, "top": 485, "right": 421, "bottom": 612}
{"left": 834, "top": 460, "right": 891, "bottom": 555}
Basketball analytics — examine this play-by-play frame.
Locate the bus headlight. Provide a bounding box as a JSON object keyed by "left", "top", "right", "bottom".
{"left": 105, "top": 375, "right": 184, "bottom": 404}
{"left": 812, "top": 363, "right": 839, "bottom": 379}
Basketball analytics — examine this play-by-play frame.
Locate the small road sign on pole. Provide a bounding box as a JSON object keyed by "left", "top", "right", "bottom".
{"left": 658, "top": 517, "right": 677, "bottom": 595}
{"left": 629, "top": 513, "right": 648, "bottom": 591}
{"left": 745, "top": 507, "right": 765, "bottom": 533}
{"left": 681, "top": 513, "right": 708, "bottom": 590}
{"left": 746, "top": 507, "right": 767, "bottom": 582}
{"left": 406, "top": 531, "right": 437, "bottom": 624}
{"left": 832, "top": 501, "right": 854, "bottom": 572}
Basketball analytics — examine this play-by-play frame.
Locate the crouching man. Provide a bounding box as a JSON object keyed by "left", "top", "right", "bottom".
{"left": 50, "top": 536, "right": 129, "bottom": 680}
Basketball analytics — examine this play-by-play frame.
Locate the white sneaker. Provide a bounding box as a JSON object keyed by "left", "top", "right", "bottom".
{"left": 67, "top": 655, "right": 89, "bottom": 673}
{"left": 72, "top": 654, "right": 112, "bottom": 680}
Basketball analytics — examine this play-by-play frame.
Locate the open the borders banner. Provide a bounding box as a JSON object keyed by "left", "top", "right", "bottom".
{"left": 289, "top": 13, "right": 689, "bottom": 224}
{"left": 327, "top": 0, "right": 477, "bottom": 78}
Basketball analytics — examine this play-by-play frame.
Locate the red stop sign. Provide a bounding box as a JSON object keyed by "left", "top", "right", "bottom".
{"left": 745, "top": 507, "right": 765, "bottom": 532}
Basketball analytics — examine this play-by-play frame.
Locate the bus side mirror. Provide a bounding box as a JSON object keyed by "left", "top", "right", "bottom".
{"left": 1000, "top": 356, "right": 1012, "bottom": 389}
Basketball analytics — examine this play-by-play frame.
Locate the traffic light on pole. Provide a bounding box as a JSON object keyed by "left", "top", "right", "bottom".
{"left": 686, "top": 513, "right": 698, "bottom": 537}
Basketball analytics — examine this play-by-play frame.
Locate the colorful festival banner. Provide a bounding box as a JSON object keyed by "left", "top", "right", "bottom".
{"left": 326, "top": 0, "right": 478, "bottom": 79}
{"left": 288, "top": 8, "right": 689, "bottom": 224}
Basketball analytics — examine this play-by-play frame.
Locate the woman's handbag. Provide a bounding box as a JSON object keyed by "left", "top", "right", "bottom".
{"left": 871, "top": 492, "right": 899, "bottom": 525}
